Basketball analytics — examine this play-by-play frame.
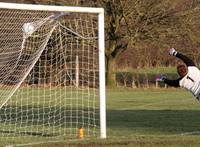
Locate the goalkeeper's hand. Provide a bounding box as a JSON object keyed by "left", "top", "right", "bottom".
{"left": 155, "top": 74, "right": 166, "bottom": 82}
{"left": 168, "top": 48, "right": 177, "bottom": 56}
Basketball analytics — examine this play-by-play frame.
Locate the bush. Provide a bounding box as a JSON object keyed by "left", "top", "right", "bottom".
{"left": 116, "top": 71, "right": 179, "bottom": 88}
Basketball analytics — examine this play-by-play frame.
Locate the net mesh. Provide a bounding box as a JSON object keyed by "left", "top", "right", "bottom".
{"left": 0, "top": 8, "right": 100, "bottom": 144}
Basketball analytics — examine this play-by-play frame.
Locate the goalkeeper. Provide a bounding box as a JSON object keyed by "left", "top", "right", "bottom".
{"left": 158, "top": 48, "right": 200, "bottom": 100}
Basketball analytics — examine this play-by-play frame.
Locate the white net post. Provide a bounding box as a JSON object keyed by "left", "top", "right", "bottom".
{"left": 0, "top": 2, "right": 106, "bottom": 145}
{"left": 98, "top": 11, "right": 106, "bottom": 139}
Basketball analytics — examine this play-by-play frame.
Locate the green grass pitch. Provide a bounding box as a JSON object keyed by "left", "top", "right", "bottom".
{"left": 2, "top": 88, "right": 200, "bottom": 147}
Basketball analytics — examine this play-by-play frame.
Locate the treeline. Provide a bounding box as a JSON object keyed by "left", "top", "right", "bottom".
{"left": 117, "top": 45, "right": 200, "bottom": 69}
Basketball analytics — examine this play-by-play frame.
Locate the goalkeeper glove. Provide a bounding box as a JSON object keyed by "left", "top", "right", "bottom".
{"left": 169, "top": 48, "right": 178, "bottom": 56}
{"left": 155, "top": 74, "right": 166, "bottom": 82}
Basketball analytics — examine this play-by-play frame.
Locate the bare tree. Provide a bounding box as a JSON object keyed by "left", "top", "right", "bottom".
{"left": 91, "top": 0, "right": 186, "bottom": 86}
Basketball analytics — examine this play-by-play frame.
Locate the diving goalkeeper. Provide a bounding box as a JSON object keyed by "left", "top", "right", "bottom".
{"left": 157, "top": 48, "right": 200, "bottom": 100}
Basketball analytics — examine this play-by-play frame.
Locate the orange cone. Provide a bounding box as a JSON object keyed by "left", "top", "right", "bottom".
{"left": 77, "top": 127, "right": 84, "bottom": 139}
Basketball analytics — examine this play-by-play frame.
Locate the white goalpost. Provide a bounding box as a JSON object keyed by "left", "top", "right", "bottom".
{"left": 0, "top": 2, "right": 106, "bottom": 145}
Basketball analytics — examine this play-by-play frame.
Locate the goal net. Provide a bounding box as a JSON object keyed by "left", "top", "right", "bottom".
{"left": 0, "top": 2, "right": 106, "bottom": 145}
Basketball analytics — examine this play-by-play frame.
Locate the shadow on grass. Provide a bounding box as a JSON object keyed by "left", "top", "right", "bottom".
{"left": 0, "top": 130, "right": 55, "bottom": 137}
{"left": 0, "top": 105, "right": 99, "bottom": 137}
{"left": 107, "top": 109, "right": 200, "bottom": 135}
{"left": 1, "top": 105, "right": 200, "bottom": 136}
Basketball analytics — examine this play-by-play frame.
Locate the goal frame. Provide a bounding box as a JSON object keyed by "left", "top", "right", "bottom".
{"left": 0, "top": 2, "right": 106, "bottom": 139}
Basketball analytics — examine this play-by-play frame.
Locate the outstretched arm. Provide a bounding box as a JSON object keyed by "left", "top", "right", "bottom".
{"left": 156, "top": 75, "right": 181, "bottom": 87}
{"left": 163, "top": 78, "right": 181, "bottom": 87}
{"left": 175, "top": 52, "right": 195, "bottom": 66}
{"left": 169, "top": 48, "right": 195, "bottom": 66}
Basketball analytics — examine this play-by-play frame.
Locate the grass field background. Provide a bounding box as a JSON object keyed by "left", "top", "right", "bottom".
{"left": 2, "top": 88, "right": 200, "bottom": 147}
